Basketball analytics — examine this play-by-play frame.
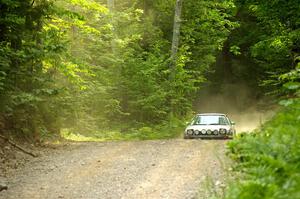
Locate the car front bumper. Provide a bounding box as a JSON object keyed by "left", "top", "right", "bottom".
{"left": 184, "top": 134, "right": 233, "bottom": 139}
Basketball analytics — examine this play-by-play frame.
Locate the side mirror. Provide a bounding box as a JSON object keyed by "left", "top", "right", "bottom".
{"left": 231, "top": 121, "right": 235, "bottom": 125}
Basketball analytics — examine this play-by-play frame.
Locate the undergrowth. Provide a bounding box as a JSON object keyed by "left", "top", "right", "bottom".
{"left": 225, "top": 99, "right": 300, "bottom": 199}
{"left": 61, "top": 117, "right": 185, "bottom": 141}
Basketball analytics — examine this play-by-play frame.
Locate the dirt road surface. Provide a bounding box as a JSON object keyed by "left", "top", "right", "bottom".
{"left": 0, "top": 139, "right": 229, "bottom": 199}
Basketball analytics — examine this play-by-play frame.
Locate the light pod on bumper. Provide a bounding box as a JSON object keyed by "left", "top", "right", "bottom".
{"left": 213, "top": 130, "right": 218, "bottom": 135}
{"left": 219, "top": 128, "right": 227, "bottom": 134}
{"left": 207, "top": 130, "right": 212, "bottom": 135}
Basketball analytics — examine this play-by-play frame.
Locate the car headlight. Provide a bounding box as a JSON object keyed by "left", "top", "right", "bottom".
{"left": 207, "top": 130, "right": 212, "bottom": 135}
{"left": 187, "top": 129, "right": 193, "bottom": 135}
{"left": 213, "top": 130, "right": 218, "bottom": 135}
{"left": 201, "top": 129, "right": 206, "bottom": 134}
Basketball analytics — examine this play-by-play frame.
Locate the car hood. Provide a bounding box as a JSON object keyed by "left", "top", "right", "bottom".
{"left": 185, "top": 125, "right": 231, "bottom": 131}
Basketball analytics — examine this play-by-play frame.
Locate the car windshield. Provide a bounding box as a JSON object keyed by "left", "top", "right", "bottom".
{"left": 192, "top": 115, "right": 230, "bottom": 125}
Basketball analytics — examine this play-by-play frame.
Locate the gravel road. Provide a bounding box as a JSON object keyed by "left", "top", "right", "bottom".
{"left": 0, "top": 139, "right": 229, "bottom": 199}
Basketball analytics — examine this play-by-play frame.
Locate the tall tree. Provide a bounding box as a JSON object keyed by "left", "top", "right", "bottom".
{"left": 107, "top": 0, "right": 116, "bottom": 54}
{"left": 170, "top": 0, "right": 183, "bottom": 79}
{"left": 107, "top": 0, "right": 114, "bottom": 10}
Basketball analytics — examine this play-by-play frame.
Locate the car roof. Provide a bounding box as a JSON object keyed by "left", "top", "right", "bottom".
{"left": 196, "top": 113, "right": 226, "bottom": 116}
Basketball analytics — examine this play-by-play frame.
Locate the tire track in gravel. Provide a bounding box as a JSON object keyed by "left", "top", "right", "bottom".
{"left": 123, "top": 140, "right": 225, "bottom": 199}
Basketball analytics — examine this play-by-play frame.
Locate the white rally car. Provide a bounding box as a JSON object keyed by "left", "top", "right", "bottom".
{"left": 184, "top": 113, "right": 236, "bottom": 139}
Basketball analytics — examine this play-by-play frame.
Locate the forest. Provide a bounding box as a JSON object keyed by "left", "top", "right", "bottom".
{"left": 0, "top": 0, "right": 299, "bottom": 198}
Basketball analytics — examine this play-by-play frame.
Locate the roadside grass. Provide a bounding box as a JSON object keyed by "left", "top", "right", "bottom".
{"left": 60, "top": 119, "right": 186, "bottom": 142}
{"left": 224, "top": 99, "right": 300, "bottom": 199}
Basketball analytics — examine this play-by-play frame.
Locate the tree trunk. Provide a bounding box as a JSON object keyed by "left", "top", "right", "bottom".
{"left": 107, "top": 0, "right": 116, "bottom": 54}
{"left": 170, "top": 0, "right": 183, "bottom": 77}
{"left": 169, "top": 0, "right": 183, "bottom": 118}
{"left": 107, "top": 0, "right": 114, "bottom": 11}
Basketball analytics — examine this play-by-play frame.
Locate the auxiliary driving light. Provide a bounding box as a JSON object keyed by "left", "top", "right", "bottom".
{"left": 219, "top": 129, "right": 227, "bottom": 134}
{"left": 201, "top": 129, "right": 206, "bottom": 134}
{"left": 213, "top": 130, "right": 218, "bottom": 135}
{"left": 207, "top": 130, "right": 212, "bottom": 135}
{"left": 194, "top": 130, "right": 200, "bottom": 135}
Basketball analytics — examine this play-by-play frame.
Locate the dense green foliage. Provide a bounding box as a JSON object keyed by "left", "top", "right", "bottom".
{"left": 224, "top": 0, "right": 300, "bottom": 198}
{"left": 0, "top": 0, "right": 238, "bottom": 139}
{"left": 210, "top": 0, "right": 300, "bottom": 99}
{"left": 227, "top": 98, "right": 300, "bottom": 199}
{"left": 0, "top": 0, "right": 62, "bottom": 140}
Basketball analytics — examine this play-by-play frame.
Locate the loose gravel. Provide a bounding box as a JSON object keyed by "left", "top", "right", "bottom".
{"left": 0, "top": 139, "right": 229, "bottom": 199}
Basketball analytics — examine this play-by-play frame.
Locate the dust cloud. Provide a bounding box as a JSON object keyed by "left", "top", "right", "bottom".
{"left": 195, "top": 84, "right": 277, "bottom": 133}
